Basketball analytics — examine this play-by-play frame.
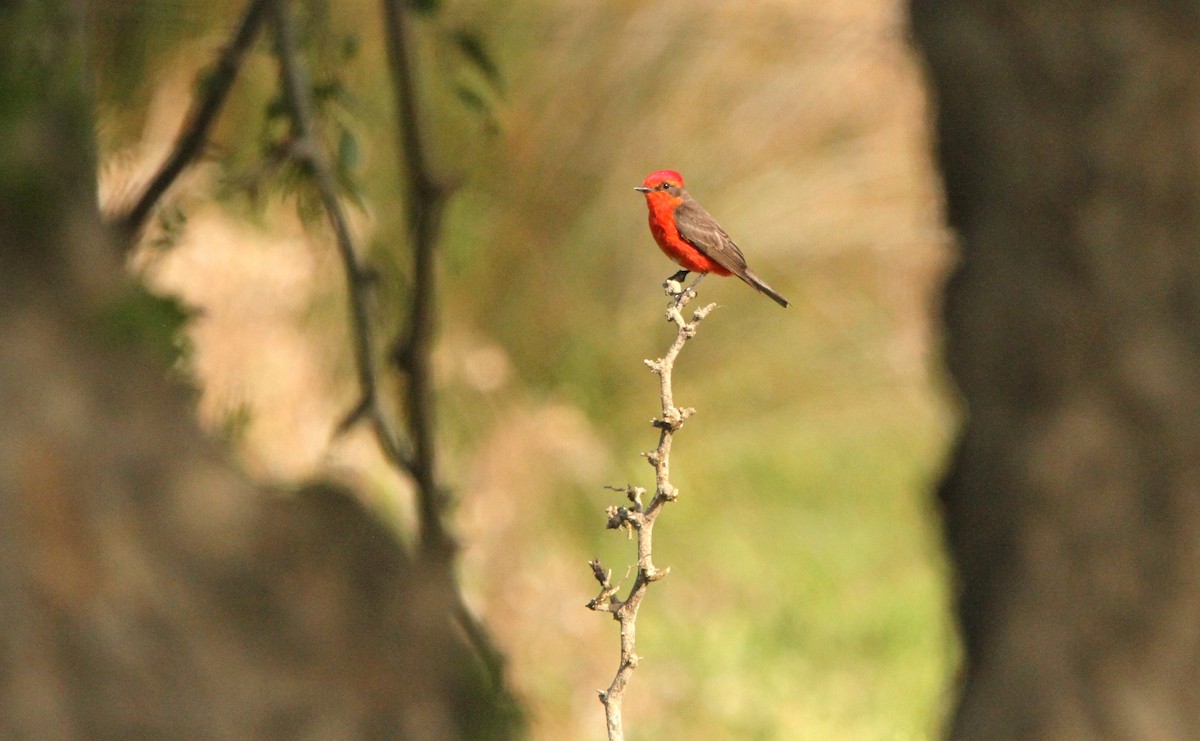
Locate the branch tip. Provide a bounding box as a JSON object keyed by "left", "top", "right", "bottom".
{"left": 627, "top": 487, "right": 646, "bottom": 508}
{"left": 589, "top": 558, "right": 610, "bottom": 584}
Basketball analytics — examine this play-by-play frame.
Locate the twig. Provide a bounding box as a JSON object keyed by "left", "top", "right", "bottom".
{"left": 379, "top": 0, "right": 511, "bottom": 692}
{"left": 269, "top": 0, "right": 415, "bottom": 476}
{"left": 116, "top": 0, "right": 271, "bottom": 244}
{"left": 588, "top": 282, "right": 717, "bottom": 741}
{"left": 380, "top": 0, "right": 454, "bottom": 559}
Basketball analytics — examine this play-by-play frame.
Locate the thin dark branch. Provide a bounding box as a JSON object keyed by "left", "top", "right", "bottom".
{"left": 269, "top": 0, "right": 415, "bottom": 476}
{"left": 116, "top": 0, "right": 271, "bottom": 244}
{"left": 380, "top": 0, "right": 454, "bottom": 560}
{"left": 588, "top": 282, "right": 715, "bottom": 741}
{"left": 379, "top": 0, "right": 511, "bottom": 691}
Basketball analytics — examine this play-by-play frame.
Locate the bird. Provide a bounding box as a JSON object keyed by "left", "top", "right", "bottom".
{"left": 635, "top": 169, "right": 789, "bottom": 308}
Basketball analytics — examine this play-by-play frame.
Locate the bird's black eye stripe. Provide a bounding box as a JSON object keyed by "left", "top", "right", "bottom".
{"left": 658, "top": 182, "right": 671, "bottom": 190}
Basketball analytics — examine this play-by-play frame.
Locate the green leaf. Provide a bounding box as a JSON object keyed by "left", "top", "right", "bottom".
{"left": 150, "top": 205, "right": 188, "bottom": 251}
{"left": 337, "top": 128, "right": 359, "bottom": 173}
{"left": 451, "top": 30, "right": 504, "bottom": 92}
{"left": 408, "top": 0, "right": 439, "bottom": 15}
{"left": 454, "top": 85, "right": 500, "bottom": 135}
{"left": 341, "top": 33, "right": 360, "bottom": 61}
{"left": 335, "top": 127, "right": 366, "bottom": 211}
{"left": 454, "top": 85, "right": 488, "bottom": 115}
{"left": 264, "top": 94, "right": 288, "bottom": 121}
{"left": 312, "top": 79, "right": 346, "bottom": 105}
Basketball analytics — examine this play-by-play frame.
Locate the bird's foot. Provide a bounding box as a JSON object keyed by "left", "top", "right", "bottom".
{"left": 663, "top": 270, "right": 705, "bottom": 309}
{"left": 662, "top": 269, "right": 690, "bottom": 298}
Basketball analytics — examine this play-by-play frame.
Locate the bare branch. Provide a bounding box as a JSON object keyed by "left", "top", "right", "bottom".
{"left": 379, "top": 0, "right": 512, "bottom": 694}
{"left": 380, "top": 0, "right": 454, "bottom": 559}
{"left": 116, "top": 0, "right": 271, "bottom": 244}
{"left": 588, "top": 282, "right": 717, "bottom": 741}
{"left": 269, "top": 0, "right": 415, "bottom": 476}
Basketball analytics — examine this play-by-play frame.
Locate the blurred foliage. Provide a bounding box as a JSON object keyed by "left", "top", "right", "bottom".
{"left": 94, "top": 284, "right": 193, "bottom": 367}
{"left": 90, "top": 0, "right": 956, "bottom": 739}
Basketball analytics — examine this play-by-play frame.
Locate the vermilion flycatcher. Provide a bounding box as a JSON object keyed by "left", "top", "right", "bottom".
{"left": 636, "top": 169, "right": 789, "bottom": 308}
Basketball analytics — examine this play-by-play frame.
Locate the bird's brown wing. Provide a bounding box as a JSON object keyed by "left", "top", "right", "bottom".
{"left": 672, "top": 197, "right": 749, "bottom": 274}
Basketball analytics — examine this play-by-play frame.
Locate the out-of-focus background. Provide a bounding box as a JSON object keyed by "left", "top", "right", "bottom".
{"left": 96, "top": 0, "right": 956, "bottom": 737}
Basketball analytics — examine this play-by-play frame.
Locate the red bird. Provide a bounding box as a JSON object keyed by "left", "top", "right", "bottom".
{"left": 636, "top": 169, "right": 789, "bottom": 308}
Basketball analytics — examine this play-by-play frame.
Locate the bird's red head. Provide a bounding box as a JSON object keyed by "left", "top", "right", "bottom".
{"left": 635, "top": 170, "right": 685, "bottom": 205}
{"left": 639, "top": 170, "right": 684, "bottom": 191}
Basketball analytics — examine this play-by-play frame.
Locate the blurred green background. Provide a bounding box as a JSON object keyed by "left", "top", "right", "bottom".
{"left": 94, "top": 0, "right": 957, "bottom": 737}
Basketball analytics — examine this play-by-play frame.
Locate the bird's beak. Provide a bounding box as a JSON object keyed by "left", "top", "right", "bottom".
{"left": 634, "top": 186, "right": 651, "bottom": 193}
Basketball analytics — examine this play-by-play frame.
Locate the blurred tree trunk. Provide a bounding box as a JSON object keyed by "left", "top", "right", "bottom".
{"left": 0, "top": 3, "right": 518, "bottom": 739}
{"left": 910, "top": 2, "right": 1200, "bottom": 739}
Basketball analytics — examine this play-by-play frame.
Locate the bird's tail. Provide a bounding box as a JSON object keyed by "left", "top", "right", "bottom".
{"left": 742, "top": 269, "right": 790, "bottom": 308}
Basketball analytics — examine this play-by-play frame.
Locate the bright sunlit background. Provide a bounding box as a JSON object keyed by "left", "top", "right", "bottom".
{"left": 96, "top": 0, "right": 957, "bottom": 737}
